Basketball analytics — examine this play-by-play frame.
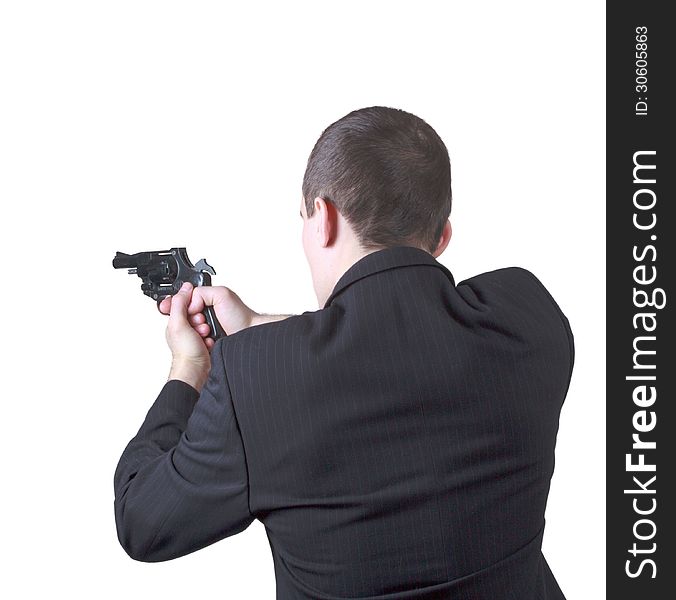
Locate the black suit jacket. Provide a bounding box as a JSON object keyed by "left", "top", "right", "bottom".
{"left": 114, "top": 245, "right": 573, "bottom": 599}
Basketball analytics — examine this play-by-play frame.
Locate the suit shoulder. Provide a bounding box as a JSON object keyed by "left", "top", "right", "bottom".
{"left": 458, "top": 265, "right": 544, "bottom": 290}
{"left": 458, "top": 266, "right": 574, "bottom": 343}
{"left": 459, "top": 267, "right": 562, "bottom": 309}
{"left": 220, "top": 309, "right": 324, "bottom": 358}
{"left": 500, "top": 267, "right": 572, "bottom": 333}
{"left": 218, "top": 310, "right": 330, "bottom": 405}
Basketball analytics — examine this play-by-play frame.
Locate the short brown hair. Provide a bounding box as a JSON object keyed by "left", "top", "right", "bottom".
{"left": 302, "top": 106, "right": 452, "bottom": 253}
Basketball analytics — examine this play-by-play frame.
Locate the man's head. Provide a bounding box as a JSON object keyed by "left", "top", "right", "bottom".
{"left": 300, "top": 106, "right": 453, "bottom": 307}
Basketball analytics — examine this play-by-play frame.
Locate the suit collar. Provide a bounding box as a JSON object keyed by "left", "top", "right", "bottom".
{"left": 323, "top": 245, "right": 455, "bottom": 308}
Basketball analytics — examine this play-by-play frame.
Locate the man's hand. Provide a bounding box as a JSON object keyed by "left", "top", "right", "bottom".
{"left": 164, "top": 282, "right": 214, "bottom": 391}
{"left": 161, "top": 285, "right": 292, "bottom": 390}
{"left": 159, "top": 285, "right": 259, "bottom": 337}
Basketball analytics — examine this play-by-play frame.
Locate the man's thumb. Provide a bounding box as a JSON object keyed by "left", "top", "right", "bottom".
{"left": 169, "top": 282, "right": 193, "bottom": 323}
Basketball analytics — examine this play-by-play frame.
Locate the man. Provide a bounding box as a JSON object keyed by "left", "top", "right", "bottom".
{"left": 114, "top": 106, "right": 573, "bottom": 599}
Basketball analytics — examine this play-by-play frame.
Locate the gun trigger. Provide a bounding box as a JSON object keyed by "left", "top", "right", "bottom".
{"left": 195, "top": 258, "right": 216, "bottom": 275}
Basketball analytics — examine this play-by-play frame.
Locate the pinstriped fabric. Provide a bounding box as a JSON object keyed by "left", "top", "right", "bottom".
{"left": 114, "top": 245, "right": 572, "bottom": 600}
{"left": 113, "top": 338, "right": 253, "bottom": 562}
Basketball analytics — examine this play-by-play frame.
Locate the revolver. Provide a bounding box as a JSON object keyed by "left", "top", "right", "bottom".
{"left": 112, "top": 247, "right": 226, "bottom": 341}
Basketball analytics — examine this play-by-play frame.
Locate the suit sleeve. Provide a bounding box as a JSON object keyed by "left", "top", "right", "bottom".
{"left": 113, "top": 338, "right": 254, "bottom": 562}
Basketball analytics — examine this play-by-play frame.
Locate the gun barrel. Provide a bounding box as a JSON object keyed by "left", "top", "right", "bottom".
{"left": 113, "top": 250, "right": 172, "bottom": 270}
{"left": 112, "top": 252, "right": 137, "bottom": 269}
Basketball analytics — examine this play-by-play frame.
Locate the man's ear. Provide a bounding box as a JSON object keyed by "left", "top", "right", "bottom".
{"left": 314, "top": 197, "right": 335, "bottom": 248}
{"left": 432, "top": 219, "right": 452, "bottom": 258}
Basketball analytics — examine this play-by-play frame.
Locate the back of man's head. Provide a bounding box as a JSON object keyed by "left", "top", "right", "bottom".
{"left": 302, "top": 106, "right": 452, "bottom": 254}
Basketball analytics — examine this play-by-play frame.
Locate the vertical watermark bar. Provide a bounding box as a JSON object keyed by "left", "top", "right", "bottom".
{"left": 607, "top": 1, "right": 674, "bottom": 597}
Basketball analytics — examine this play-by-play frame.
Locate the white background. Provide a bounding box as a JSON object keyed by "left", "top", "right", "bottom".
{"left": 0, "top": 2, "right": 605, "bottom": 598}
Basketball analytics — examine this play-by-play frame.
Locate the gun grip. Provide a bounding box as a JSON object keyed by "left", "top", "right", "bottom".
{"left": 204, "top": 305, "right": 227, "bottom": 341}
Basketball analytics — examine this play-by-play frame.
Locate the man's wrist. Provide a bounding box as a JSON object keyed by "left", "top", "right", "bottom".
{"left": 251, "top": 313, "right": 294, "bottom": 326}
{"left": 168, "top": 360, "right": 208, "bottom": 392}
